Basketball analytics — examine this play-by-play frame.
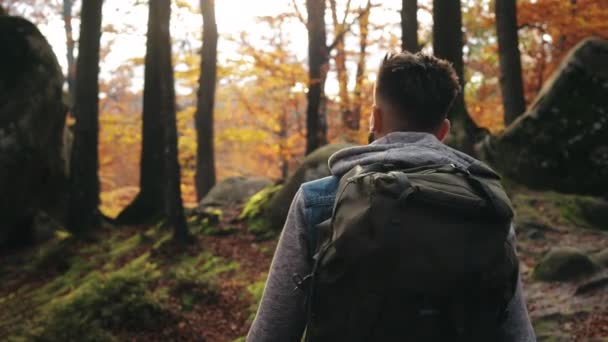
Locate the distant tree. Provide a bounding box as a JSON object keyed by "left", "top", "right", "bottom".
{"left": 67, "top": 0, "right": 103, "bottom": 233}
{"left": 432, "top": 0, "right": 482, "bottom": 154}
{"left": 302, "top": 0, "right": 374, "bottom": 148}
{"left": 496, "top": 0, "right": 526, "bottom": 125}
{"left": 329, "top": 0, "right": 372, "bottom": 140}
{"left": 195, "top": 0, "right": 218, "bottom": 200}
{"left": 352, "top": 1, "right": 371, "bottom": 132}
{"left": 231, "top": 14, "right": 309, "bottom": 180}
{"left": 116, "top": 0, "right": 167, "bottom": 223}
{"left": 329, "top": 0, "right": 352, "bottom": 135}
{"left": 401, "top": 0, "right": 419, "bottom": 52}
{"left": 305, "top": 0, "right": 329, "bottom": 154}
{"left": 157, "top": 0, "right": 189, "bottom": 241}
{"left": 63, "top": 0, "right": 76, "bottom": 101}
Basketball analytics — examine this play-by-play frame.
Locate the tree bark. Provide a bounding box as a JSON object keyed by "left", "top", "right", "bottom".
{"left": 305, "top": 0, "right": 328, "bottom": 155}
{"left": 352, "top": 1, "right": 370, "bottom": 132}
{"left": 157, "top": 0, "right": 190, "bottom": 242}
{"left": 116, "top": 0, "right": 167, "bottom": 223}
{"left": 432, "top": 0, "right": 482, "bottom": 154}
{"left": 329, "top": 0, "right": 353, "bottom": 135}
{"left": 195, "top": 0, "right": 218, "bottom": 200}
{"left": 496, "top": 0, "right": 526, "bottom": 125}
{"left": 67, "top": 0, "right": 103, "bottom": 233}
{"left": 62, "top": 0, "right": 76, "bottom": 102}
{"left": 401, "top": 0, "right": 419, "bottom": 52}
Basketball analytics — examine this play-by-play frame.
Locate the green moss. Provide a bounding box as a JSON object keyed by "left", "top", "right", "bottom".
{"left": 533, "top": 247, "right": 599, "bottom": 282}
{"left": 240, "top": 185, "right": 283, "bottom": 220}
{"left": 240, "top": 185, "right": 283, "bottom": 239}
{"left": 557, "top": 196, "right": 608, "bottom": 230}
{"left": 29, "top": 254, "right": 169, "bottom": 341}
{"left": 108, "top": 233, "right": 141, "bottom": 259}
{"left": 2, "top": 222, "right": 251, "bottom": 341}
{"left": 152, "top": 231, "right": 172, "bottom": 249}
{"left": 169, "top": 253, "right": 239, "bottom": 311}
{"left": 245, "top": 273, "right": 267, "bottom": 322}
{"left": 512, "top": 191, "right": 608, "bottom": 231}
{"left": 3, "top": 243, "right": 167, "bottom": 341}
{"left": 187, "top": 208, "right": 229, "bottom": 236}
{"left": 24, "top": 238, "right": 74, "bottom": 274}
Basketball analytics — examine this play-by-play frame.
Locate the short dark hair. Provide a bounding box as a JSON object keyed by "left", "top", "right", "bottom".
{"left": 375, "top": 52, "right": 461, "bottom": 131}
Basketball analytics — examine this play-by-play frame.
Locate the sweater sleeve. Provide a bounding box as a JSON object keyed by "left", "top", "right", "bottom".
{"left": 498, "top": 226, "right": 536, "bottom": 342}
{"left": 247, "top": 189, "right": 310, "bottom": 342}
{"left": 498, "top": 277, "right": 536, "bottom": 342}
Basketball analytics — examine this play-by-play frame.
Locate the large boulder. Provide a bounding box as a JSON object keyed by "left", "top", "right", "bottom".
{"left": 534, "top": 247, "right": 599, "bottom": 282}
{"left": 479, "top": 38, "right": 608, "bottom": 196}
{"left": 266, "top": 143, "right": 355, "bottom": 230}
{"left": 199, "top": 176, "right": 273, "bottom": 207}
{"left": 0, "top": 14, "right": 69, "bottom": 247}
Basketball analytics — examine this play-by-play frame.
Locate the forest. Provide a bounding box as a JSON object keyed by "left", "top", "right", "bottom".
{"left": 0, "top": 0, "right": 607, "bottom": 341}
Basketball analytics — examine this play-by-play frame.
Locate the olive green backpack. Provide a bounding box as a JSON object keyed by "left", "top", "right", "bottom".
{"left": 303, "top": 162, "right": 519, "bottom": 342}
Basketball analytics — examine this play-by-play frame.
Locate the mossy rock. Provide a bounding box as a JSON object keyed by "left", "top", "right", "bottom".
{"left": 0, "top": 14, "right": 69, "bottom": 247}
{"left": 186, "top": 208, "right": 235, "bottom": 236}
{"left": 200, "top": 176, "right": 273, "bottom": 207}
{"left": 266, "top": 143, "right": 355, "bottom": 231}
{"left": 479, "top": 38, "right": 608, "bottom": 196}
{"left": 534, "top": 247, "right": 600, "bottom": 282}
{"left": 240, "top": 185, "right": 283, "bottom": 239}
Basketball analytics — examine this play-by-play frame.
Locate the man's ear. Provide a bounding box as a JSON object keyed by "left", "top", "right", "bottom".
{"left": 435, "top": 119, "right": 451, "bottom": 142}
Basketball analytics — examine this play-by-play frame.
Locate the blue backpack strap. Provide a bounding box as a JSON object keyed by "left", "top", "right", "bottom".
{"left": 300, "top": 176, "right": 340, "bottom": 260}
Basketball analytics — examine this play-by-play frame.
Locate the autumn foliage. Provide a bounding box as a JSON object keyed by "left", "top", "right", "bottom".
{"left": 6, "top": 0, "right": 605, "bottom": 216}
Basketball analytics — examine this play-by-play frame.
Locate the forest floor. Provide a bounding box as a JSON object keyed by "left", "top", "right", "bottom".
{"left": 0, "top": 185, "right": 607, "bottom": 341}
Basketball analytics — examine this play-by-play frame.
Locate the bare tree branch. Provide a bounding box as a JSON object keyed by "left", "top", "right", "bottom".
{"left": 327, "top": 1, "right": 376, "bottom": 52}
{"left": 291, "top": 0, "right": 307, "bottom": 26}
{"left": 341, "top": 0, "right": 353, "bottom": 26}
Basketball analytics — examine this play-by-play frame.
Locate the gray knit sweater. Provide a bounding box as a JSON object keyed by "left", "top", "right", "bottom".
{"left": 247, "top": 132, "right": 536, "bottom": 342}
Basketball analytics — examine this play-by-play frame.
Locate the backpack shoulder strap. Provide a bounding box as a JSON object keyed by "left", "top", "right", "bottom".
{"left": 300, "top": 176, "right": 340, "bottom": 260}
{"left": 466, "top": 161, "right": 514, "bottom": 221}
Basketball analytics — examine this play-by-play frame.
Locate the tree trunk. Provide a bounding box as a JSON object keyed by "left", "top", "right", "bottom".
{"left": 279, "top": 107, "right": 289, "bottom": 180}
{"left": 305, "top": 0, "right": 328, "bottom": 155}
{"left": 156, "top": 0, "right": 189, "bottom": 242}
{"left": 116, "top": 0, "right": 167, "bottom": 223}
{"left": 195, "top": 0, "right": 218, "bottom": 200}
{"left": 496, "top": 0, "right": 526, "bottom": 125}
{"left": 432, "top": 0, "right": 482, "bottom": 154}
{"left": 352, "top": 1, "right": 371, "bottom": 132}
{"left": 401, "top": 0, "right": 419, "bottom": 52}
{"left": 62, "top": 0, "right": 76, "bottom": 102}
{"left": 67, "top": 0, "right": 103, "bottom": 233}
{"left": 329, "top": 0, "right": 353, "bottom": 136}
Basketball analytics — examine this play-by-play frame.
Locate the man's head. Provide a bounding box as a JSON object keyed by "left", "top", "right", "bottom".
{"left": 369, "top": 52, "right": 461, "bottom": 142}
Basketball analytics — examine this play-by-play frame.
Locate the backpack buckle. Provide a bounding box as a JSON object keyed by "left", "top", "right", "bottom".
{"left": 292, "top": 273, "right": 313, "bottom": 293}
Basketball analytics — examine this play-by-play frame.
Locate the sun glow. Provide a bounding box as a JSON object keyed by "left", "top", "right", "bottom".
{"left": 24, "top": 0, "right": 402, "bottom": 96}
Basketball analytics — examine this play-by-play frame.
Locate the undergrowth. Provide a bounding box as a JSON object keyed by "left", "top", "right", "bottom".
{"left": 1, "top": 225, "right": 241, "bottom": 341}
